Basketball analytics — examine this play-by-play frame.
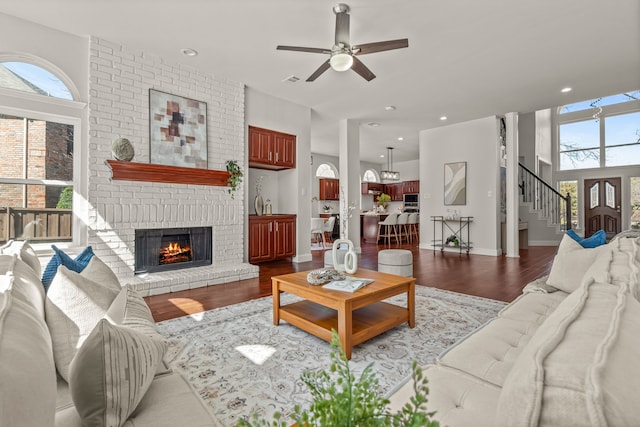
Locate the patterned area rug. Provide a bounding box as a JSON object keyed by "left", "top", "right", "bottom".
{"left": 157, "top": 286, "right": 506, "bottom": 426}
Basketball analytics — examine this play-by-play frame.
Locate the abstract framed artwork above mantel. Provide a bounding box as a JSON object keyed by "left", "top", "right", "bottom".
{"left": 149, "top": 89, "right": 208, "bottom": 169}
{"left": 444, "top": 161, "right": 467, "bottom": 205}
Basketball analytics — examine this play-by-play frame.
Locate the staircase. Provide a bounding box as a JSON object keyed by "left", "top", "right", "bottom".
{"left": 518, "top": 163, "right": 572, "bottom": 232}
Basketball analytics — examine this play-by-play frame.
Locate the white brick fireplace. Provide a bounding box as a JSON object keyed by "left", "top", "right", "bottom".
{"left": 86, "top": 37, "right": 257, "bottom": 296}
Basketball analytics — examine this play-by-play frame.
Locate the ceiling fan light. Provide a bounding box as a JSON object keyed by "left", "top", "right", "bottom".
{"left": 330, "top": 52, "right": 353, "bottom": 72}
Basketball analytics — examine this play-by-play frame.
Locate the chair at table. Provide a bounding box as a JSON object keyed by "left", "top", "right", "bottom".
{"left": 311, "top": 218, "right": 326, "bottom": 248}
{"left": 322, "top": 216, "right": 336, "bottom": 244}
{"left": 376, "top": 213, "right": 399, "bottom": 247}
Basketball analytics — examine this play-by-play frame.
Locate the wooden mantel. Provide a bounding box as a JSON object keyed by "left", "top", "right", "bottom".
{"left": 106, "top": 160, "right": 230, "bottom": 186}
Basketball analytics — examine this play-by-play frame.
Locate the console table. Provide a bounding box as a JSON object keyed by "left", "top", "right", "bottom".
{"left": 431, "top": 216, "right": 473, "bottom": 254}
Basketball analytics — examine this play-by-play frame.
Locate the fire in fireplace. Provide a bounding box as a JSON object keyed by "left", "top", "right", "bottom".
{"left": 135, "top": 227, "right": 212, "bottom": 274}
{"left": 159, "top": 241, "right": 192, "bottom": 265}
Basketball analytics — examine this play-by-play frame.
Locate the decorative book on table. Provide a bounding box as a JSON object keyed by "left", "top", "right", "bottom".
{"left": 323, "top": 277, "right": 374, "bottom": 292}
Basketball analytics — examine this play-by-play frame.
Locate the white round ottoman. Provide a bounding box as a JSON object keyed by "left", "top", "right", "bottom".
{"left": 324, "top": 249, "right": 347, "bottom": 268}
{"left": 378, "top": 249, "right": 413, "bottom": 277}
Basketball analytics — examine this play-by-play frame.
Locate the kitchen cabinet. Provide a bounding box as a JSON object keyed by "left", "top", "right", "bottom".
{"left": 249, "top": 215, "right": 296, "bottom": 263}
{"left": 319, "top": 178, "right": 340, "bottom": 200}
{"left": 361, "top": 182, "right": 384, "bottom": 195}
{"left": 402, "top": 180, "right": 420, "bottom": 194}
{"left": 385, "top": 183, "right": 404, "bottom": 201}
{"left": 248, "top": 126, "right": 296, "bottom": 170}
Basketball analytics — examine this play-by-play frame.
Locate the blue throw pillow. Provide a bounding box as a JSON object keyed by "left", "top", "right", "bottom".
{"left": 566, "top": 229, "right": 606, "bottom": 248}
{"left": 41, "top": 245, "right": 94, "bottom": 291}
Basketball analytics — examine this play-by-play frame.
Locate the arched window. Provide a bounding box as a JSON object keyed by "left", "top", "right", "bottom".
{"left": 363, "top": 169, "right": 380, "bottom": 182}
{"left": 0, "top": 59, "right": 81, "bottom": 244}
{"left": 316, "top": 163, "right": 338, "bottom": 178}
{"left": 0, "top": 62, "right": 73, "bottom": 100}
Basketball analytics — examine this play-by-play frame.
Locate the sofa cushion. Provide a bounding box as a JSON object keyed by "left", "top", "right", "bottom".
{"left": 69, "top": 319, "right": 165, "bottom": 427}
{"left": 387, "top": 365, "right": 500, "bottom": 427}
{"left": 438, "top": 316, "right": 544, "bottom": 387}
{"left": 0, "top": 256, "right": 56, "bottom": 427}
{"left": 0, "top": 240, "right": 42, "bottom": 276}
{"left": 41, "top": 245, "right": 94, "bottom": 291}
{"left": 45, "top": 264, "right": 119, "bottom": 382}
{"left": 496, "top": 279, "right": 640, "bottom": 426}
{"left": 566, "top": 228, "right": 607, "bottom": 248}
{"left": 123, "top": 373, "right": 222, "bottom": 427}
{"left": 498, "top": 291, "right": 567, "bottom": 323}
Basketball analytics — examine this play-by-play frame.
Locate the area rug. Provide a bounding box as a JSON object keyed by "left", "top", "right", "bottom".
{"left": 156, "top": 286, "right": 506, "bottom": 426}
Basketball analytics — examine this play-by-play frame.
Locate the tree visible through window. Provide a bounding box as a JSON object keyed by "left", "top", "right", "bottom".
{"left": 316, "top": 163, "right": 337, "bottom": 178}
{"left": 558, "top": 90, "right": 640, "bottom": 170}
{"left": 363, "top": 169, "right": 379, "bottom": 182}
{"left": 558, "top": 180, "right": 578, "bottom": 229}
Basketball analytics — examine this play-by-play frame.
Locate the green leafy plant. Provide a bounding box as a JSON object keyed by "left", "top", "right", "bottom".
{"left": 226, "top": 160, "right": 244, "bottom": 199}
{"left": 377, "top": 193, "right": 391, "bottom": 208}
{"left": 237, "top": 330, "right": 439, "bottom": 427}
{"left": 56, "top": 186, "right": 73, "bottom": 209}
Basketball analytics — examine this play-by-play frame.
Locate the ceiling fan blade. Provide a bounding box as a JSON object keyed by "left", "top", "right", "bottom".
{"left": 306, "top": 60, "right": 331, "bottom": 82}
{"left": 335, "top": 8, "right": 350, "bottom": 46}
{"left": 351, "top": 56, "right": 376, "bottom": 81}
{"left": 276, "top": 45, "right": 331, "bottom": 54}
{"left": 353, "top": 38, "right": 409, "bottom": 55}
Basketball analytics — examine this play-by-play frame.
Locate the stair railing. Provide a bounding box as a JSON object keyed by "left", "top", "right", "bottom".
{"left": 518, "top": 163, "right": 572, "bottom": 230}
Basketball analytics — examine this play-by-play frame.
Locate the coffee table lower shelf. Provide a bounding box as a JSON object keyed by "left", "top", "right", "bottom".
{"left": 279, "top": 300, "right": 409, "bottom": 348}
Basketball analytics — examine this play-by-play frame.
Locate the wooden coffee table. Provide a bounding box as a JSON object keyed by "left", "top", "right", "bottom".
{"left": 272, "top": 268, "right": 415, "bottom": 359}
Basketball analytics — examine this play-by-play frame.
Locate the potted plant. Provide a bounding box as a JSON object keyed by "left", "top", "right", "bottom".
{"left": 226, "top": 160, "right": 244, "bottom": 199}
{"left": 377, "top": 193, "right": 391, "bottom": 210}
{"left": 238, "top": 330, "right": 439, "bottom": 427}
{"left": 322, "top": 202, "right": 333, "bottom": 213}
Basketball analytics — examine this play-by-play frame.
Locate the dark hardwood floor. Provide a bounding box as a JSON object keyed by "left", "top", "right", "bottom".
{"left": 145, "top": 241, "right": 556, "bottom": 322}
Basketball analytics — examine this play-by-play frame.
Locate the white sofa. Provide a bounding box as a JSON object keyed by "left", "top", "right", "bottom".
{"left": 388, "top": 233, "right": 640, "bottom": 426}
{"left": 0, "top": 241, "right": 221, "bottom": 427}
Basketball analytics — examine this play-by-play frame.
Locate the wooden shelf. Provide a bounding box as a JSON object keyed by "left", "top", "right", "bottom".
{"left": 106, "top": 160, "right": 230, "bottom": 186}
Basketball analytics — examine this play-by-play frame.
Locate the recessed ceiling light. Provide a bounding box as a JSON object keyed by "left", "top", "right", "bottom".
{"left": 380, "top": 154, "right": 385, "bottom": 158}
{"left": 385, "top": 105, "right": 396, "bottom": 111}
{"left": 368, "top": 122, "right": 380, "bottom": 127}
{"left": 397, "top": 137, "right": 404, "bottom": 141}
{"left": 561, "top": 87, "right": 572, "bottom": 93}
{"left": 440, "top": 116, "right": 448, "bottom": 121}
{"left": 181, "top": 48, "right": 198, "bottom": 57}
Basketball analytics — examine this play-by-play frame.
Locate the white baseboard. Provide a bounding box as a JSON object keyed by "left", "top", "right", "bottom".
{"left": 293, "top": 253, "right": 313, "bottom": 263}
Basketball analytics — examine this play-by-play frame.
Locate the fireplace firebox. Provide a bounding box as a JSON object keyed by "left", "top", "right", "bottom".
{"left": 135, "top": 227, "right": 212, "bottom": 274}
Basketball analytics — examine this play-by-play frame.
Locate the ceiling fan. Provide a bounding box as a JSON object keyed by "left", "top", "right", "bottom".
{"left": 276, "top": 3, "right": 409, "bottom": 82}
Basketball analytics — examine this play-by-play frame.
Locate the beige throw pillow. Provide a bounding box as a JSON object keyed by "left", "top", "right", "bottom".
{"left": 546, "top": 234, "right": 610, "bottom": 293}
{"left": 69, "top": 319, "right": 164, "bottom": 427}
{"left": 45, "top": 265, "right": 119, "bottom": 382}
{"left": 0, "top": 240, "right": 41, "bottom": 277}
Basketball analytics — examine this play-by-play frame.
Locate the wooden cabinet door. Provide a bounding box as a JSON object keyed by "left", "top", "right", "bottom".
{"left": 386, "top": 183, "right": 403, "bottom": 201}
{"left": 403, "top": 180, "right": 419, "bottom": 194}
{"left": 248, "top": 127, "right": 272, "bottom": 165}
{"left": 274, "top": 217, "right": 296, "bottom": 257}
{"left": 248, "top": 218, "right": 273, "bottom": 262}
{"left": 319, "top": 178, "right": 339, "bottom": 201}
{"left": 274, "top": 134, "right": 296, "bottom": 168}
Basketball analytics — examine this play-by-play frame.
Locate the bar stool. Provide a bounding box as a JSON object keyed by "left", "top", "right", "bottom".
{"left": 408, "top": 213, "right": 419, "bottom": 242}
{"left": 397, "top": 213, "right": 410, "bottom": 242}
{"left": 310, "top": 218, "right": 326, "bottom": 248}
{"left": 376, "top": 213, "right": 399, "bottom": 246}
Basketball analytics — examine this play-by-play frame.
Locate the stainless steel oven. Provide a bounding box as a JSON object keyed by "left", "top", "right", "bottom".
{"left": 403, "top": 193, "right": 419, "bottom": 212}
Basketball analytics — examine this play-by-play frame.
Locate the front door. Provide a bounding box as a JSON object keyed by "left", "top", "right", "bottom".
{"left": 584, "top": 177, "right": 621, "bottom": 239}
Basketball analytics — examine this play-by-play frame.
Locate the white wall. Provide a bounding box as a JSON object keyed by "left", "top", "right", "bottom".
{"left": 245, "top": 87, "right": 312, "bottom": 262}
{"left": 87, "top": 37, "right": 257, "bottom": 294}
{"left": 419, "top": 117, "right": 501, "bottom": 255}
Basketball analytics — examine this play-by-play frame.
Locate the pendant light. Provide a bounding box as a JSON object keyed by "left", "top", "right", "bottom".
{"left": 380, "top": 147, "right": 399, "bottom": 181}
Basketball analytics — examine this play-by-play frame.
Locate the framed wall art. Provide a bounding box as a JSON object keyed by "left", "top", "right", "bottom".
{"left": 444, "top": 161, "right": 467, "bottom": 205}
{"left": 149, "top": 89, "right": 208, "bottom": 169}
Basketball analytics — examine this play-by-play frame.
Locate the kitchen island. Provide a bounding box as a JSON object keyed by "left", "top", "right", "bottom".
{"left": 361, "top": 213, "right": 388, "bottom": 243}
